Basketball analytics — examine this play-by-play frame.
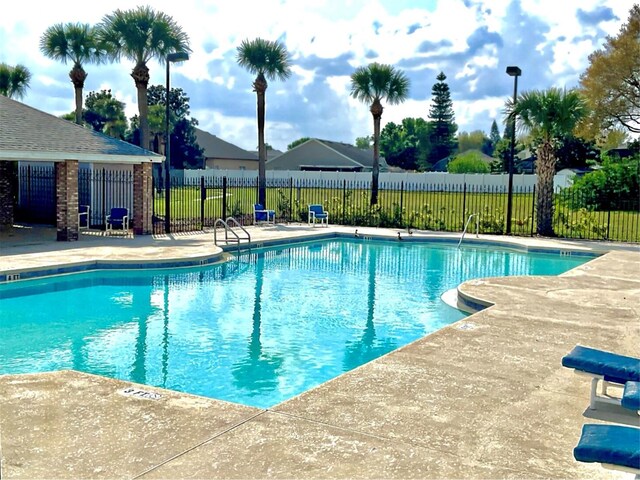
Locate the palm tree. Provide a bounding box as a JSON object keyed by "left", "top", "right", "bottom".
{"left": 350, "top": 63, "right": 410, "bottom": 205}
{"left": 0, "top": 63, "right": 32, "bottom": 99}
{"left": 506, "top": 88, "right": 587, "bottom": 236}
{"left": 236, "top": 38, "right": 291, "bottom": 208}
{"left": 40, "top": 23, "right": 105, "bottom": 125}
{"left": 99, "top": 6, "right": 190, "bottom": 151}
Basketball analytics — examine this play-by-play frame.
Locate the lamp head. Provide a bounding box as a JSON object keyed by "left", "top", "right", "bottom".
{"left": 167, "top": 52, "right": 189, "bottom": 63}
{"left": 506, "top": 66, "right": 521, "bottom": 77}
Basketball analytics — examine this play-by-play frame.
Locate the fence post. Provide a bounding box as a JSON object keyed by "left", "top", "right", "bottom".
{"left": 530, "top": 185, "right": 536, "bottom": 236}
{"left": 342, "top": 179, "right": 347, "bottom": 225}
{"left": 400, "top": 181, "right": 404, "bottom": 227}
{"left": 26, "top": 165, "right": 31, "bottom": 209}
{"left": 200, "top": 176, "right": 205, "bottom": 229}
{"left": 222, "top": 176, "right": 228, "bottom": 221}
{"left": 462, "top": 182, "right": 467, "bottom": 229}
{"left": 102, "top": 168, "right": 106, "bottom": 226}
{"left": 289, "top": 177, "right": 293, "bottom": 223}
{"left": 606, "top": 208, "right": 611, "bottom": 240}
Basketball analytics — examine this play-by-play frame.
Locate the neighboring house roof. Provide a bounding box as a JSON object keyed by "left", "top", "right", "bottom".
{"left": 0, "top": 95, "right": 162, "bottom": 164}
{"left": 516, "top": 148, "right": 535, "bottom": 160}
{"left": 431, "top": 156, "right": 451, "bottom": 172}
{"left": 267, "top": 138, "right": 388, "bottom": 171}
{"left": 605, "top": 147, "right": 634, "bottom": 159}
{"left": 557, "top": 167, "right": 598, "bottom": 176}
{"left": 194, "top": 128, "right": 258, "bottom": 161}
{"left": 267, "top": 149, "right": 283, "bottom": 161}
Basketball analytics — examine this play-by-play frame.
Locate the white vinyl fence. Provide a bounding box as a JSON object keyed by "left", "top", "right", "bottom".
{"left": 181, "top": 169, "right": 574, "bottom": 192}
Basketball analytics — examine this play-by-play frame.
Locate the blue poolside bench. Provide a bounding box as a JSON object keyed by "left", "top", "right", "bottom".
{"left": 574, "top": 424, "right": 640, "bottom": 474}
{"left": 622, "top": 381, "right": 640, "bottom": 411}
{"left": 562, "top": 345, "right": 640, "bottom": 409}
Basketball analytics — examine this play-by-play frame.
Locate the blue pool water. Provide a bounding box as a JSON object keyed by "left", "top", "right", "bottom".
{"left": 0, "top": 239, "right": 591, "bottom": 408}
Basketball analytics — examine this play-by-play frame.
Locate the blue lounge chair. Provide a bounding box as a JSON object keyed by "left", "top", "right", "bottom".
{"left": 308, "top": 204, "right": 329, "bottom": 227}
{"left": 622, "top": 381, "right": 640, "bottom": 411}
{"left": 574, "top": 424, "right": 640, "bottom": 475}
{"left": 562, "top": 345, "right": 640, "bottom": 409}
{"left": 106, "top": 207, "right": 129, "bottom": 234}
{"left": 254, "top": 204, "right": 275, "bottom": 225}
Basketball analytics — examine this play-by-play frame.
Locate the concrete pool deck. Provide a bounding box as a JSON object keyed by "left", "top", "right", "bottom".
{"left": 1, "top": 224, "right": 639, "bottom": 479}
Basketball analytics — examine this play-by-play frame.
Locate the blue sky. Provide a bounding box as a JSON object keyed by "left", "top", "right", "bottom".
{"left": 0, "top": 0, "right": 634, "bottom": 152}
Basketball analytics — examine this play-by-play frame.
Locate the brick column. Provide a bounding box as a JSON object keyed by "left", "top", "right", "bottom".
{"left": 0, "top": 161, "right": 15, "bottom": 231}
{"left": 56, "top": 160, "right": 79, "bottom": 241}
{"left": 133, "top": 162, "right": 153, "bottom": 235}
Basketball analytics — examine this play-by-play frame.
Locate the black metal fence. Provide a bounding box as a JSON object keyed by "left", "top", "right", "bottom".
{"left": 16, "top": 164, "right": 133, "bottom": 228}
{"left": 16, "top": 164, "right": 56, "bottom": 224}
{"left": 150, "top": 175, "right": 639, "bottom": 242}
{"left": 13, "top": 165, "right": 640, "bottom": 243}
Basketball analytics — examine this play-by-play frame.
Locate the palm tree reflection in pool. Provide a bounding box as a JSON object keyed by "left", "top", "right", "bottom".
{"left": 232, "top": 252, "right": 283, "bottom": 394}
{"left": 343, "top": 246, "right": 397, "bottom": 371}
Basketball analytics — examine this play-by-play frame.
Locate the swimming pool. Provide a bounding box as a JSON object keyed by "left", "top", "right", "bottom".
{"left": 0, "top": 238, "right": 592, "bottom": 408}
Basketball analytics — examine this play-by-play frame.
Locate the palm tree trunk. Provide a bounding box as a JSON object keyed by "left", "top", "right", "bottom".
{"left": 370, "top": 100, "right": 383, "bottom": 206}
{"left": 255, "top": 75, "right": 268, "bottom": 208}
{"left": 74, "top": 86, "right": 83, "bottom": 125}
{"left": 137, "top": 85, "right": 149, "bottom": 150}
{"left": 69, "top": 65, "right": 87, "bottom": 125}
{"left": 132, "top": 63, "right": 150, "bottom": 151}
{"left": 535, "top": 142, "right": 556, "bottom": 236}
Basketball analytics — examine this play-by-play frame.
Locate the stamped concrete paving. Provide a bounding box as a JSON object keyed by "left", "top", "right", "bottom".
{"left": 1, "top": 225, "right": 639, "bottom": 479}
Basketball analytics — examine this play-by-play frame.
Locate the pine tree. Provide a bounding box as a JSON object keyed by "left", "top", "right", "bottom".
{"left": 490, "top": 120, "right": 500, "bottom": 147}
{"left": 427, "top": 72, "right": 457, "bottom": 164}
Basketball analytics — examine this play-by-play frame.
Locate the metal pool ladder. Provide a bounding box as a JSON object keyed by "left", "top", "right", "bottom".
{"left": 213, "top": 217, "right": 251, "bottom": 246}
{"left": 457, "top": 214, "right": 479, "bottom": 248}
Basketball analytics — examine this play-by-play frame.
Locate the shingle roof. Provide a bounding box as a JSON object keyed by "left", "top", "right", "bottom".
{"left": 0, "top": 95, "right": 162, "bottom": 163}
{"left": 194, "top": 128, "right": 258, "bottom": 161}
{"left": 317, "top": 139, "right": 387, "bottom": 169}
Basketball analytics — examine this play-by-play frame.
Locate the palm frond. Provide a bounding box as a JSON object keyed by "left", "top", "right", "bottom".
{"left": 40, "top": 22, "right": 105, "bottom": 66}
{"left": 505, "top": 87, "right": 587, "bottom": 142}
{"left": 98, "top": 6, "right": 191, "bottom": 65}
{"left": 350, "top": 62, "right": 410, "bottom": 105}
{"left": 236, "top": 38, "right": 292, "bottom": 81}
{"left": 0, "top": 63, "right": 32, "bottom": 99}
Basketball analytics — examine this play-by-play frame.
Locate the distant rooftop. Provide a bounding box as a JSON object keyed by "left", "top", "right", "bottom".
{"left": 194, "top": 128, "right": 258, "bottom": 161}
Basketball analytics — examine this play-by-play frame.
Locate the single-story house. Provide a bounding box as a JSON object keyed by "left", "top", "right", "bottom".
{"left": 557, "top": 166, "right": 599, "bottom": 177}
{"left": 0, "top": 95, "right": 162, "bottom": 241}
{"left": 195, "top": 128, "right": 258, "bottom": 170}
{"left": 515, "top": 149, "right": 535, "bottom": 174}
{"left": 266, "top": 138, "right": 388, "bottom": 172}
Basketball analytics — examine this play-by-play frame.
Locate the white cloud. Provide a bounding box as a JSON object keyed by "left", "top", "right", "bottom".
{"left": 1, "top": 0, "right": 636, "bottom": 151}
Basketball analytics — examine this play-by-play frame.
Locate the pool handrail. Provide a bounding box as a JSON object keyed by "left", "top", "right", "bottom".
{"left": 213, "top": 217, "right": 251, "bottom": 246}
{"left": 457, "top": 214, "right": 479, "bottom": 248}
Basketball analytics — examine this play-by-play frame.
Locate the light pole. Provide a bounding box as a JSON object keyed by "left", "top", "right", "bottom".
{"left": 505, "top": 65, "right": 521, "bottom": 235}
{"left": 165, "top": 51, "right": 189, "bottom": 234}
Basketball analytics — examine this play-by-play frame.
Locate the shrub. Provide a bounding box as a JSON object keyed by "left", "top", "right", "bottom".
{"left": 562, "top": 156, "right": 639, "bottom": 211}
{"left": 447, "top": 151, "right": 490, "bottom": 174}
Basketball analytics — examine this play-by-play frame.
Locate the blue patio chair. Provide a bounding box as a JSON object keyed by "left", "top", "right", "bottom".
{"left": 574, "top": 424, "right": 640, "bottom": 475}
{"left": 308, "top": 204, "right": 329, "bottom": 227}
{"left": 254, "top": 204, "right": 275, "bottom": 225}
{"left": 78, "top": 204, "right": 90, "bottom": 230}
{"left": 562, "top": 345, "right": 640, "bottom": 410}
{"left": 106, "top": 207, "right": 129, "bottom": 234}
